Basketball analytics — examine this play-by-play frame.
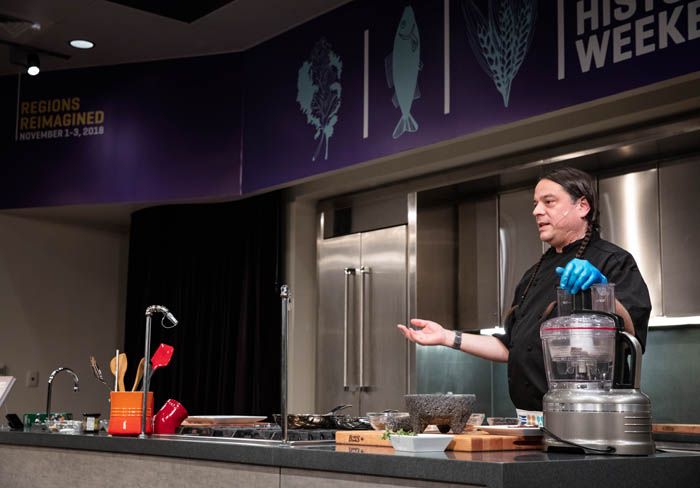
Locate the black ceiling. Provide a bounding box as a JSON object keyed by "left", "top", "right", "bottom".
{"left": 106, "top": 0, "right": 237, "bottom": 23}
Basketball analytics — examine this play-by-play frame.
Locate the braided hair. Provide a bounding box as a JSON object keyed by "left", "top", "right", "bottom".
{"left": 504, "top": 167, "right": 598, "bottom": 322}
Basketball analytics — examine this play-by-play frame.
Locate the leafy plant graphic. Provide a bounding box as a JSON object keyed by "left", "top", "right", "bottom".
{"left": 461, "top": 0, "right": 537, "bottom": 107}
{"left": 296, "top": 38, "right": 342, "bottom": 161}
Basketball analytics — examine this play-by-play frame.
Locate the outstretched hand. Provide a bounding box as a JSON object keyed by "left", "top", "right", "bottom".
{"left": 397, "top": 318, "right": 448, "bottom": 346}
{"left": 556, "top": 258, "right": 607, "bottom": 294}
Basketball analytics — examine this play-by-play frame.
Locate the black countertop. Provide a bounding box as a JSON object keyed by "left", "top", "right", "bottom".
{"left": 1, "top": 430, "right": 699, "bottom": 488}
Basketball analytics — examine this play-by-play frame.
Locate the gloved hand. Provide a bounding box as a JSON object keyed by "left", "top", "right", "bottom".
{"left": 555, "top": 258, "right": 607, "bottom": 295}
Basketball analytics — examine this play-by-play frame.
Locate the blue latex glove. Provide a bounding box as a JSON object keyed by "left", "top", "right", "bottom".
{"left": 555, "top": 258, "right": 607, "bottom": 295}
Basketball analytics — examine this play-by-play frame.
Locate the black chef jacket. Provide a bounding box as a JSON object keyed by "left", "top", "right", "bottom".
{"left": 495, "top": 232, "right": 652, "bottom": 411}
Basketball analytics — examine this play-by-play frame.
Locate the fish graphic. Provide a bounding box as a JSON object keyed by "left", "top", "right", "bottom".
{"left": 385, "top": 6, "right": 421, "bottom": 139}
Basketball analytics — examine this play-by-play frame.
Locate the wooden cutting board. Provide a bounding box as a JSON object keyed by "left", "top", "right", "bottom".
{"left": 335, "top": 430, "right": 543, "bottom": 452}
{"left": 652, "top": 423, "right": 700, "bottom": 434}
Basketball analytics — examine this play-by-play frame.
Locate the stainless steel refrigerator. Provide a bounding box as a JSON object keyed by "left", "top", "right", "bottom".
{"left": 316, "top": 225, "right": 408, "bottom": 417}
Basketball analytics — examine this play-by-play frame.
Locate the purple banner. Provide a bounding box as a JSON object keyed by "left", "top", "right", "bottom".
{"left": 1, "top": 1, "right": 698, "bottom": 208}
{"left": 0, "top": 54, "right": 242, "bottom": 209}
{"left": 242, "top": 0, "right": 700, "bottom": 193}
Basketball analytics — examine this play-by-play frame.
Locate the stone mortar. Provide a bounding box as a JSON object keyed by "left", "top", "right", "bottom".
{"left": 404, "top": 394, "right": 476, "bottom": 434}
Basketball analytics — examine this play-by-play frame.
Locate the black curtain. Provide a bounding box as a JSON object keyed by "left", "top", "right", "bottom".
{"left": 123, "top": 192, "right": 283, "bottom": 416}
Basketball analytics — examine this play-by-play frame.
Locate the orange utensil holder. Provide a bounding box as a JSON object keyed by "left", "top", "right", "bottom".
{"left": 108, "top": 391, "right": 154, "bottom": 436}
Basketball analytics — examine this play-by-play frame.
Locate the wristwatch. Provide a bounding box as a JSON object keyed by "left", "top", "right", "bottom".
{"left": 451, "top": 331, "right": 462, "bottom": 350}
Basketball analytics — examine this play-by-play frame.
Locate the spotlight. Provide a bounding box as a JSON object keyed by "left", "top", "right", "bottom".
{"left": 2, "top": 40, "right": 70, "bottom": 74}
{"left": 27, "top": 53, "right": 40, "bottom": 76}
{"left": 69, "top": 39, "right": 94, "bottom": 49}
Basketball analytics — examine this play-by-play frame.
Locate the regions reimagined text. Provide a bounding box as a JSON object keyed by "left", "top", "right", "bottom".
{"left": 17, "top": 96, "right": 106, "bottom": 141}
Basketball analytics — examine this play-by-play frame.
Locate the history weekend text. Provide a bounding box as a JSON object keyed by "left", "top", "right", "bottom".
{"left": 559, "top": 0, "right": 700, "bottom": 79}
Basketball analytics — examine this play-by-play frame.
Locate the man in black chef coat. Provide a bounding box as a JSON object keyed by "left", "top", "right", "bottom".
{"left": 397, "top": 167, "right": 651, "bottom": 411}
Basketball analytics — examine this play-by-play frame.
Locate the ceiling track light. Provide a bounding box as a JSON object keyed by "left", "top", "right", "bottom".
{"left": 1, "top": 39, "right": 70, "bottom": 76}
{"left": 26, "top": 52, "right": 40, "bottom": 76}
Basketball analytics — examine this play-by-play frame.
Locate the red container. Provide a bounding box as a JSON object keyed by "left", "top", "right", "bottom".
{"left": 153, "top": 399, "right": 189, "bottom": 434}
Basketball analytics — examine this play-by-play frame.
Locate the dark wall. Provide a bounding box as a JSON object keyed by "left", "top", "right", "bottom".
{"left": 123, "top": 192, "right": 284, "bottom": 415}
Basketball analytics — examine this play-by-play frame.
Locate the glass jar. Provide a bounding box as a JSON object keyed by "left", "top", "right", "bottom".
{"left": 82, "top": 413, "right": 101, "bottom": 433}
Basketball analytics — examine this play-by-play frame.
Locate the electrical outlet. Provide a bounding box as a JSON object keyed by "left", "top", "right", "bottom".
{"left": 26, "top": 370, "right": 39, "bottom": 387}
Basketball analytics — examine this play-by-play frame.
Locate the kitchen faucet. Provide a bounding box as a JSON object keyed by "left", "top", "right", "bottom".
{"left": 46, "top": 367, "right": 80, "bottom": 418}
{"left": 139, "top": 304, "right": 178, "bottom": 438}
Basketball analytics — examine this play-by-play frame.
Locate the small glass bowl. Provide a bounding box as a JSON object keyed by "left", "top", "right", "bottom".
{"left": 46, "top": 419, "right": 83, "bottom": 434}
{"left": 367, "top": 412, "right": 412, "bottom": 431}
{"left": 366, "top": 412, "right": 387, "bottom": 430}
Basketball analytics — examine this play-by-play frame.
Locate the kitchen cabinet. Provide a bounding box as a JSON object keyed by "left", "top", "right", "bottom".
{"left": 498, "top": 188, "right": 542, "bottom": 317}
{"left": 599, "top": 168, "right": 662, "bottom": 316}
{"left": 316, "top": 226, "right": 407, "bottom": 416}
{"left": 659, "top": 158, "right": 700, "bottom": 317}
{"left": 458, "top": 197, "right": 499, "bottom": 328}
{"left": 416, "top": 205, "right": 456, "bottom": 330}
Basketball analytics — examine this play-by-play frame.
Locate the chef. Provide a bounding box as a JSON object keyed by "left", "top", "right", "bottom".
{"left": 398, "top": 167, "right": 651, "bottom": 411}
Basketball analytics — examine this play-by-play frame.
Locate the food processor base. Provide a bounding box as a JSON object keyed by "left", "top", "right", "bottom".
{"left": 542, "top": 389, "right": 656, "bottom": 456}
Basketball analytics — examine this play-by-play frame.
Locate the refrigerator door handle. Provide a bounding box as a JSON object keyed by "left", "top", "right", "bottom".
{"left": 359, "top": 266, "right": 371, "bottom": 391}
{"left": 343, "top": 267, "right": 356, "bottom": 391}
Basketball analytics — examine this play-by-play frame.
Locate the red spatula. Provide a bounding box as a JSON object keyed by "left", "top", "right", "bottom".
{"left": 151, "top": 343, "right": 174, "bottom": 376}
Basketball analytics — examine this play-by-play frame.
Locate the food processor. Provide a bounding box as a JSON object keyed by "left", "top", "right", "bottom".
{"left": 539, "top": 284, "right": 655, "bottom": 455}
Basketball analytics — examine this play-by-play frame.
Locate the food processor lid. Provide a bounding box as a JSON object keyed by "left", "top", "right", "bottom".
{"left": 540, "top": 312, "right": 618, "bottom": 332}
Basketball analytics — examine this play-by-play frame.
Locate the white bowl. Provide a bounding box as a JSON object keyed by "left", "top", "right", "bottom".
{"left": 389, "top": 433, "right": 454, "bottom": 452}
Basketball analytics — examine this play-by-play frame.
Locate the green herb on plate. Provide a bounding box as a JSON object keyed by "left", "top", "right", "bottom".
{"left": 381, "top": 428, "right": 415, "bottom": 440}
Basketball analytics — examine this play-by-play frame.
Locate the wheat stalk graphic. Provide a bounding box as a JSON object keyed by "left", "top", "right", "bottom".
{"left": 462, "top": 0, "right": 537, "bottom": 107}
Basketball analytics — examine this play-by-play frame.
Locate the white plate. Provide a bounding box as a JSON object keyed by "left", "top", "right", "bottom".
{"left": 183, "top": 415, "right": 267, "bottom": 425}
{"left": 478, "top": 425, "right": 543, "bottom": 436}
{"left": 390, "top": 434, "right": 454, "bottom": 452}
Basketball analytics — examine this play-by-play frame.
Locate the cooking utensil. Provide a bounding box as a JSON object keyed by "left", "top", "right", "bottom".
{"left": 110, "top": 349, "right": 119, "bottom": 391}
{"left": 110, "top": 352, "right": 127, "bottom": 392}
{"left": 332, "top": 415, "right": 372, "bottom": 430}
{"left": 131, "top": 357, "right": 145, "bottom": 392}
{"left": 89, "top": 356, "right": 112, "bottom": 391}
{"left": 273, "top": 404, "right": 352, "bottom": 429}
{"left": 150, "top": 343, "right": 174, "bottom": 375}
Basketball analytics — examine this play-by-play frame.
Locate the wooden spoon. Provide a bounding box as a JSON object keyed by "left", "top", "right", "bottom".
{"left": 131, "top": 357, "right": 145, "bottom": 391}
{"left": 110, "top": 353, "right": 128, "bottom": 392}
